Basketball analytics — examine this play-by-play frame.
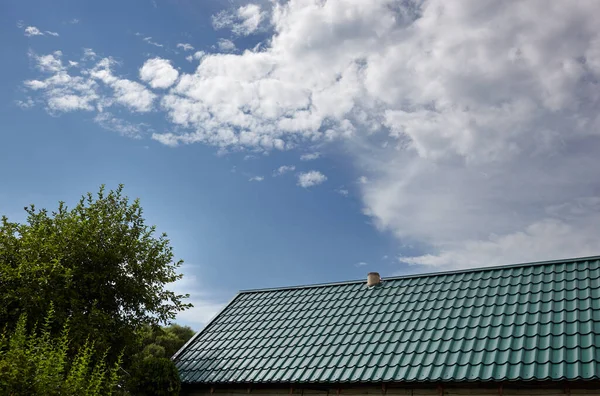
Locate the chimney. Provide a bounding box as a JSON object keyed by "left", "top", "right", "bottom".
{"left": 367, "top": 272, "right": 381, "bottom": 287}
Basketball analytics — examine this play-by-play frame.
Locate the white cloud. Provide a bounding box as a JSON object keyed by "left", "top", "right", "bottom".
{"left": 212, "top": 4, "right": 266, "bottom": 36}
{"left": 186, "top": 51, "right": 205, "bottom": 63}
{"left": 355, "top": 261, "right": 368, "bottom": 267}
{"left": 170, "top": 268, "right": 225, "bottom": 329}
{"left": 139, "top": 58, "right": 179, "bottom": 89}
{"left": 15, "top": 98, "right": 35, "bottom": 109}
{"left": 24, "top": 26, "right": 44, "bottom": 36}
{"left": 94, "top": 112, "right": 146, "bottom": 138}
{"left": 69, "top": 18, "right": 80, "bottom": 24}
{"left": 22, "top": 25, "right": 59, "bottom": 37}
{"left": 21, "top": 1, "right": 600, "bottom": 271}
{"left": 23, "top": 49, "right": 155, "bottom": 115}
{"left": 177, "top": 43, "right": 194, "bottom": 51}
{"left": 143, "top": 37, "right": 163, "bottom": 47}
{"left": 82, "top": 48, "right": 96, "bottom": 60}
{"left": 336, "top": 188, "right": 349, "bottom": 197}
{"left": 300, "top": 152, "right": 320, "bottom": 161}
{"left": 272, "top": 165, "right": 295, "bottom": 176}
{"left": 297, "top": 171, "right": 327, "bottom": 188}
{"left": 90, "top": 58, "right": 156, "bottom": 112}
{"left": 31, "top": 50, "right": 64, "bottom": 73}
{"left": 217, "top": 39, "right": 236, "bottom": 52}
{"left": 249, "top": 176, "right": 264, "bottom": 182}
{"left": 24, "top": 51, "right": 99, "bottom": 112}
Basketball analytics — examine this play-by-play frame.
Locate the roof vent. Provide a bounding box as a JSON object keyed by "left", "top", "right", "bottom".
{"left": 367, "top": 272, "right": 381, "bottom": 287}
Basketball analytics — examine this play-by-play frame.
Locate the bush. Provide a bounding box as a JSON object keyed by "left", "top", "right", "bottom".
{"left": 0, "top": 307, "right": 121, "bottom": 395}
{"left": 127, "top": 356, "right": 181, "bottom": 396}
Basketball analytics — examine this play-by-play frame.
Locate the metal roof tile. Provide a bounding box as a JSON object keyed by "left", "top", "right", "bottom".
{"left": 174, "top": 256, "right": 600, "bottom": 384}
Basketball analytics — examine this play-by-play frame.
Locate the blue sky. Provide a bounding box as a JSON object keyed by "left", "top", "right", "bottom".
{"left": 2, "top": 0, "right": 600, "bottom": 328}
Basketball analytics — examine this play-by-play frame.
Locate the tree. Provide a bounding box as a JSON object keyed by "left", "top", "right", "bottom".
{"left": 136, "top": 324, "right": 195, "bottom": 360}
{"left": 0, "top": 185, "right": 192, "bottom": 362}
{"left": 0, "top": 307, "right": 122, "bottom": 395}
{"left": 127, "top": 356, "right": 181, "bottom": 396}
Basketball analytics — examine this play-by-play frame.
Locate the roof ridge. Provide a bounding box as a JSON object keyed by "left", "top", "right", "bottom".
{"left": 238, "top": 254, "right": 600, "bottom": 293}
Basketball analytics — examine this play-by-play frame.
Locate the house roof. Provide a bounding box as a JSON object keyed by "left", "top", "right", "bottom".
{"left": 173, "top": 256, "right": 600, "bottom": 385}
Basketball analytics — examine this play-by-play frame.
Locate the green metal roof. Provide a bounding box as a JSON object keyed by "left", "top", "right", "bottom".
{"left": 173, "top": 256, "right": 600, "bottom": 384}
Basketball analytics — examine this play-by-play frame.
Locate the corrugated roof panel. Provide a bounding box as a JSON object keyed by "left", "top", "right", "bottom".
{"left": 174, "top": 256, "right": 600, "bottom": 384}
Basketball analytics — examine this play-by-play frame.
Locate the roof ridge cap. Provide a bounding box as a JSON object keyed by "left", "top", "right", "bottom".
{"left": 238, "top": 254, "right": 600, "bottom": 294}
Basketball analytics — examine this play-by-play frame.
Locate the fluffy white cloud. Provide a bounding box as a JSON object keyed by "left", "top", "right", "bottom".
{"left": 272, "top": 165, "right": 295, "bottom": 176}
{"left": 21, "top": 1, "right": 600, "bottom": 270}
{"left": 217, "top": 39, "right": 236, "bottom": 52}
{"left": 212, "top": 4, "right": 266, "bottom": 36}
{"left": 139, "top": 58, "right": 179, "bottom": 89}
{"left": 23, "top": 49, "right": 155, "bottom": 115}
{"left": 24, "top": 51, "right": 99, "bottom": 112}
{"left": 297, "top": 171, "right": 327, "bottom": 188}
{"left": 24, "top": 26, "right": 44, "bottom": 36}
{"left": 177, "top": 43, "right": 194, "bottom": 51}
{"left": 82, "top": 48, "right": 97, "bottom": 60}
{"left": 22, "top": 25, "right": 59, "bottom": 37}
{"left": 90, "top": 58, "right": 156, "bottom": 112}
{"left": 249, "top": 175, "right": 264, "bottom": 182}
{"left": 186, "top": 51, "right": 205, "bottom": 63}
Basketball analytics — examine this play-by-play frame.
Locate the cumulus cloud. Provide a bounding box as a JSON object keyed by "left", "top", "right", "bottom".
{"left": 212, "top": 4, "right": 266, "bottom": 36}
{"left": 82, "top": 48, "right": 97, "bottom": 60}
{"left": 186, "top": 51, "right": 205, "bottom": 63}
{"left": 90, "top": 58, "right": 156, "bottom": 112}
{"left": 272, "top": 165, "right": 295, "bottom": 176}
{"left": 22, "top": 25, "right": 59, "bottom": 37}
{"left": 177, "top": 43, "right": 194, "bottom": 51}
{"left": 24, "top": 51, "right": 99, "bottom": 112}
{"left": 297, "top": 171, "right": 327, "bottom": 188}
{"left": 22, "top": 49, "right": 155, "bottom": 115}
{"left": 216, "top": 39, "right": 236, "bottom": 52}
{"left": 139, "top": 58, "right": 179, "bottom": 89}
{"left": 24, "top": 26, "right": 44, "bottom": 36}
{"left": 249, "top": 176, "right": 264, "bottom": 182}
{"left": 21, "top": 1, "right": 600, "bottom": 270}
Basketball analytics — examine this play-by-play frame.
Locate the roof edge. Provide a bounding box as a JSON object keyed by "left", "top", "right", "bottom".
{"left": 239, "top": 254, "right": 600, "bottom": 294}
{"left": 171, "top": 292, "right": 242, "bottom": 361}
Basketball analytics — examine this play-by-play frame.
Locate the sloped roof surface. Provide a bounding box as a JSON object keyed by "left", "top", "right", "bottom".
{"left": 174, "top": 256, "right": 600, "bottom": 384}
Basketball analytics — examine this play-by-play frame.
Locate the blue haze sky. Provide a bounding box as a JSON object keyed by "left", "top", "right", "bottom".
{"left": 2, "top": 0, "right": 600, "bottom": 328}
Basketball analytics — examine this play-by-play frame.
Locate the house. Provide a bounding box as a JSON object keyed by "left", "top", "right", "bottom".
{"left": 173, "top": 256, "right": 600, "bottom": 396}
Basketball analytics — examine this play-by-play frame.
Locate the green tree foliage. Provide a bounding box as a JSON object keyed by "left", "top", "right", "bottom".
{"left": 127, "top": 357, "right": 181, "bottom": 396}
{"left": 137, "top": 324, "right": 195, "bottom": 360}
{"left": 0, "top": 185, "right": 192, "bottom": 361}
{"left": 0, "top": 307, "right": 121, "bottom": 395}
